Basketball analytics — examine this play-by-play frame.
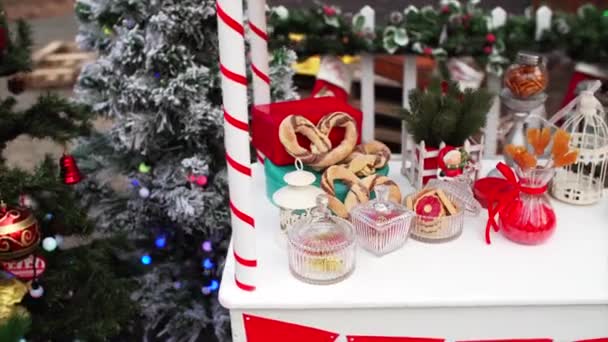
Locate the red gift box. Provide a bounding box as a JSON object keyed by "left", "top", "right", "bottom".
{"left": 252, "top": 97, "right": 362, "bottom": 166}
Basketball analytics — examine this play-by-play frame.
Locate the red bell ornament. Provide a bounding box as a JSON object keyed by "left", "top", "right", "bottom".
{"left": 0, "top": 202, "right": 41, "bottom": 261}
{"left": 0, "top": 26, "right": 7, "bottom": 55}
{"left": 60, "top": 153, "right": 83, "bottom": 185}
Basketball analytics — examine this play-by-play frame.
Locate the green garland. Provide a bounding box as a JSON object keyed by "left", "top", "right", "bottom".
{"left": 267, "top": 4, "right": 376, "bottom": 58}
{"left": 544, "top": 4, "right": 608, "bottom": 64}
{"left": 268, "top": 1, "right": 608, "bottom": 74}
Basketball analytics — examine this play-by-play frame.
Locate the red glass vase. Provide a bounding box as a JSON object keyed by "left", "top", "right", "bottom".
{"left": 498, "top": 167, "right": 556, "bottom": 245}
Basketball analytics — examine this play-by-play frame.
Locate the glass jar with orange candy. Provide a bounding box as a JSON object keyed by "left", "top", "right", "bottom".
{"left": 504, "top": 52, "right": 548, "bottom": 99}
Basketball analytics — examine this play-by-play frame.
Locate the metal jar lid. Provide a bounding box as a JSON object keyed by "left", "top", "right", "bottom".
{"left": 516, "top": 52, "right": 542, "bottom": 66}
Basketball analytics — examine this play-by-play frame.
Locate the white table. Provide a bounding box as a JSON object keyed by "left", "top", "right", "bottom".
{"left": 220, "top": 159, "right": 608, "bottom": 341}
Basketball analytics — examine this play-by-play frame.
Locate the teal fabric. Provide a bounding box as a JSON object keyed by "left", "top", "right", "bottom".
{"left": 265, "top": 159, "right": 389, "bottom": 206}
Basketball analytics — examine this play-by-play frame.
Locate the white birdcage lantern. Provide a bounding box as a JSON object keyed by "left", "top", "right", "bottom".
{"left": 551, "top": 81, "right": 608, "bottom": 205}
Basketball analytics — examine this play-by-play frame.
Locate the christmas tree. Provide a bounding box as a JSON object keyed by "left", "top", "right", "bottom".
{"left": 1, "top": 5, "right": 137, "bottom": 341}
{"left": 74, "top": 0, "right": 297, "bottom": 340}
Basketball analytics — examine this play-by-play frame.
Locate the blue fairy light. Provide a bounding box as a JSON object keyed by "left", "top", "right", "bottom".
{"left": 202, "top": 258, "right": 214, "bottom": 270}
{"left": 201, "top": 286, "right": 211, "bottom": 295}
{"left": 131, "top": 179, "right": 140, "bottom": 187}
{"left": 154, "top": 71, "right": 161, "bottom": 79}
{"left": 44, "top": 213, "right": 54, "bottom": 221}
{"left": 155, "top": 235, "right": 167, "bottom": 248}
{"left": 209, "top": 279, "right": 219, "bottom": 291}
{"left": 141, "top": 254, "right": 152, "bottom": 265}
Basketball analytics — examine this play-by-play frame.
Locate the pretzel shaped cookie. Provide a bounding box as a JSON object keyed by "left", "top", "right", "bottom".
{"left": 279, "top": 112, "right": 358, "bottom": 170}
{"left": 321, "top": 165, "right": 401, "bottom": 219}
{"left": 342, "top": 141, "right": 391, "bottom": 177}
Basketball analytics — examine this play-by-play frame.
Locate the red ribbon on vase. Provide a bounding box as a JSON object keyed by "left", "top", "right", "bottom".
{"left": 475, "top": 162, "right": 547, "bottom": 244}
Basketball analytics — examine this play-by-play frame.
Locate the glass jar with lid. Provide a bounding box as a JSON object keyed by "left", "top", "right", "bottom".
{"left": 504, "top": 52, "right": 548, "bottom": 99}
{"left": 350, "top": 185, "right": 414, "bottom": 256}
{"left": 287, "top": 194, "right": 356, "bottom": 285}
{"left": 273, "top": 159, "right": 325, "bottom": 235}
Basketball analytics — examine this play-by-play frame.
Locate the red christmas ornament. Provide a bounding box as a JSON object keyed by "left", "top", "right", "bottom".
{"left": 486, "top": 33, "right": 496, "bottom": 44}
{"left": 440, "top": 80, "right": 449, "bottom": 95}
{"left": 0, "top": 202, "right": 41, "bottom": 261}
{"left": 423, "top": 47, "right": 433, "bottom": 56}
{"left": 0, "top": 26, "right": 7, "bottom": 54}
{"left": 441, "top": 5, "right": 451, "bottom": 14}
{"left": 60, "top": 153, "right": 84, "bottom": 185}
{"left": 483, "top": 46, "right": 493, "bottom": 55}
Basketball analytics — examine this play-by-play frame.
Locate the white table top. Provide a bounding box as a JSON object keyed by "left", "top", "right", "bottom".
{"left": 220, "top": 159, "right": 608, "bottom": 310}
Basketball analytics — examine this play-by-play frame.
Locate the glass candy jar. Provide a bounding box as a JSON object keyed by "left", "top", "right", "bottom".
{"left": 351, "top": 185, "right": 414, "bottom": 256}
{"left": 287, "top": 195, "right": 356, "bottom": 285}
{"left": 499, "top": 167, "right": 556, "bottom": 245}
{"left": 273, "top": 160, "right": 325, "bottom": 234}
{"left": 504, "top": 52, "right": 548, "bottom": 99}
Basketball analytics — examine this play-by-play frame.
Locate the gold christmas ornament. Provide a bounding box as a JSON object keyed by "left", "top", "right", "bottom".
{"left": 0, "top": 278, "right": 29, "bottom": 323}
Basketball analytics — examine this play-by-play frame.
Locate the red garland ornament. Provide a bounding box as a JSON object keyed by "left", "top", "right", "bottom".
{"left": 322, "top": 5, "right": 337, "bottom": 17}
{"left": 60, "top": 153, "right": 84, "bottom": 185}
{"left": 486, "top": 33, "right": 496, "bottom": 44}
{"left": 483, "top": 46, "right": 493, "bottom": 55}
{"left": 423, "top": 47, "right": 433, "bottom": 56}
{"left": 0, "top": 202, "right": 41, "bottom": 261}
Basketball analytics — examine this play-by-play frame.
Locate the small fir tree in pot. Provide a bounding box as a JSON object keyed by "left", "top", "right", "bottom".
{"left": 402, "top": 79, "right": 493, "bottom": 184}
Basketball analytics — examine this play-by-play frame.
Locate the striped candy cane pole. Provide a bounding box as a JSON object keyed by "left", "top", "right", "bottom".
{"left": 248, "top": 0, "right": 270, "bottom": 105}
{"left": 248, "top": 0, "right": 270, "bottom": 166}
{"left": 217, "top": 0, "right": 257, "bottom": 291}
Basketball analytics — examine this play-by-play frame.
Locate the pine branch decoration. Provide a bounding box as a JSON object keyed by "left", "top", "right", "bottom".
{"left": 402, "top": 79, "right": 493, "bottom": 148}
{"left": 0, "top": 94, "right": 92, "bottom": 159}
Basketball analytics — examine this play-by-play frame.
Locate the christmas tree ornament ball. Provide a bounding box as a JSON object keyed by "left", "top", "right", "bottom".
{"left": 42, "top": 237, "right": 57, "bottom": 252}
{"left": 29, "top": 283, "right": 44, "bottom": 298}
{"left": 0, "top": 202, "right": 41, "bottom": 261}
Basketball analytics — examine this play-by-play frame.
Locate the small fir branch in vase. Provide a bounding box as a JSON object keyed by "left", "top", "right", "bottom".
{"left": 402, "top": 79, "right": 493, "bottom": 149}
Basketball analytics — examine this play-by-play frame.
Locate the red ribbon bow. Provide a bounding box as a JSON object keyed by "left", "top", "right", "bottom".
{"left": 482, "top": 162, "right": 547, "bottom": 244}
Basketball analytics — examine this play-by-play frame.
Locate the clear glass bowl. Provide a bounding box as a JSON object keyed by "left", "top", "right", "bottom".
{"left": 405, "top": 189, "right": 465, "bottom": 243}
{"left": 287, "top": 195, "right": 356, "bottom": 284}
{"left": 351, "top": 185, "right": 414, "bottom": 256}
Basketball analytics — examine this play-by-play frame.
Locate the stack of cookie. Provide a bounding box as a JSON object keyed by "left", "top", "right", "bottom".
{"left": 405, "top": 188, "right": 465, "bottom": 243}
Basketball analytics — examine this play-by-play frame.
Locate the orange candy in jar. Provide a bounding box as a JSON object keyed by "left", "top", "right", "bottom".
{"left": 504, "top": 52, "right": 548, "bottom": 99}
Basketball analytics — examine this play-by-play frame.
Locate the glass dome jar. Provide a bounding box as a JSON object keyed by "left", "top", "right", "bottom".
{"left": 504, "top": 52, "right": 548, "bottom": 99}
{"left": 287, "top": 195, "right": 356, "bottom": 285}
{"left": 273, "top": 159, "right": 325, "bottom": 234}
{"left": 350, "top": 185, "right": 414, "bottom": 256}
